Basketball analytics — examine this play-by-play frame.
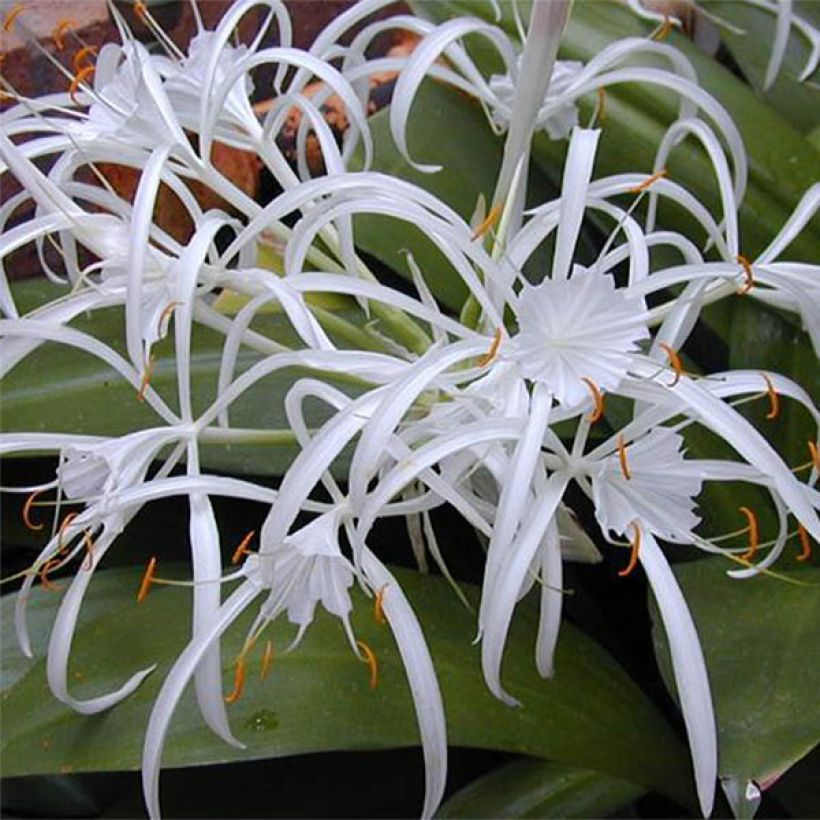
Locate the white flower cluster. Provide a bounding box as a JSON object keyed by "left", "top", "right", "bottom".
{"left": 1, "top": 1, "right": 818, "bottom": 818}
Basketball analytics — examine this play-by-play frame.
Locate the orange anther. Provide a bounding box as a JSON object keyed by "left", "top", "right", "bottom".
{"left": 224, "top": 655, "right": 247, "bottom": 704}
{"left": 373, "top": 585, "right": 388, "bottom": 625}
{"left": 809, "top": 440, "right": 820, "bottom": 472}
{"left": 356, "top": 640, "right": 379, "bottom": 689}
{"left": 659, "top": 342, "right": 684, "bottom": 387}
{"left": 69, "top": 65, "right": 95, "bottom": 104}
{"left": 39, "top": 558, "right": 63, "bottom": 591}
{"left": 137, "top": 556, "right": 158, "bottom": 603}
{"left": 617, "top": 434, "right": 632, "bottom": 481}
{"left": 58, "top": 512, "right": 78, "bottom": 552}
{"left": 760, "top": 373, "right": 779, "bottom": 420}
{"left": 738, "top": 506, "right": 759, "bottom": 561}
{"left": 260, "top": 639, "right": 274, "bottom": 679}
{"left": 2, "top": 3, "right": 25, "bottom": 33}
{"left": 72, "top": 45, "right": 98, "bottom": 73}
{"left": 136, "top": 354, "right": 156, "bottom": 402}
{"left": 618, "top": 522, "right": 642, "bottom": 577}
{"left": 471, "top": 201, "right": 503, "bottom": 242}
{"left": 629, "top": 167, "right": 668, "bottom": 194}
{"left": 736, "top": 254, "right": 754, "bottom": 295}
{"left": 595, "top": 87, "right": 607, "bottom": 124}
{"left": 581, "top": 377, "right": 605, "bottom": 424}
{"left": 652, "top": 15, "right": 674, "bottom": 41}
{"left": 796, "top": 524, "right": 812, "bottom": 562}
{"left": 22, "top": 489, "right": 46, "bottom": 532}
{"left": 230, "top": 530, "right": 256, "bottom": 565}
{"left": 82, "top": 531, "right": 95, "bottom": 571}
{"left": 52, "top": 19, "right": 76, "bottom": 50}
{"left": 477, "top": 328, "right": 503, "bottom": 368}
{"left": 133, "top": 1, "right": 149, "bottom": 22}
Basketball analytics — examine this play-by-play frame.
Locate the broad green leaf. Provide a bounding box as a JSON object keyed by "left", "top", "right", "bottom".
{"left": 437, "top": 757, "right": 647, "bottom": 818}
{"left": 650, "top": 557, "right": 820, "bottom": 787}
{"left": 1, "top": 565, "right": 693, "bottom": 809}
{"left": 701, "top": 0, "right": 820, "bottom": 134}
{"left": 418, "top": 0, "right": 820, "bottom": 261}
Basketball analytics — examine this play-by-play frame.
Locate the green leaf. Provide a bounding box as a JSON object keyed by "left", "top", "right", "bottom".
{"left": 2, "top": 565, "right": 693, "bottom": 808}
{"left": 700, "top": 0, "right": 820, "bottom": 135}
{"left": 437, "top": 757, "right": 647, "bottom": 818}
{"left": 650, "top": 557, "right": 820, "bottom": 787}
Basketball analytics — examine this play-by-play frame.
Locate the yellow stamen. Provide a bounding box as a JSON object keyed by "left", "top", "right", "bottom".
{"left": 52, "top": 19, "right": 76, "bottom": 50}
{"left": 617, "top": 434, "right": 632, "bottom": 481}
{"left": 738, "top": 506, "right": 759, "bottom": 561}
{"left": 22, "top": 489, "right": 46, "bottom": 532}
{"left": 736, "top": 254, "right": 754, "bottom": 295}
{"left": 136, "top": 355, "right": 155, "bottom": 402}
{"left": 224, "top": 656, "right": 247, "bottom": 704}
{"left": 471, "top": 202, "right": 503, "bottom": 242}
{"left": 373, "top": 585, "right": 388, "bottom": 625}
{"left": 136, "top": 556, "right": 158, "bottom": 603}
{"left": 69, "top": 65, "right": 95, "bottom": 105}
{"left": 795, "top": 524, "right": 811, "bottom": 562}
{"left": 72, "top": 45, "right": 98, "bottom": 73}
{"left": 260, "top": 639, "right": 274, "bottom": 679}
{"left": 356, "top": 640, "right": 379, "bottom": 690}
{"left": 760, "top": 373, "right": 779, "bottom": 420}
{"left": 618, "top": 522, "right": 642, "bottom": 577}
{"left": 658, "top": 342, "right": 684, "bottom": 387}
{"left": 595, "top": 87, "right": 608, "bottom": 124}
{"left": 39, "top": 558, "right": 63, "bottom": 591}
{"left": 82, "top": 531, "right": 95, "bottom": 571}
{"left": 2, "top": 3, "right": 25, "bottom": 33}
{"left": 809, "top": 440, "right": 820, "bottom": 472}
{"left": 629, "top": 168, "right": 668, "bottom": 194}
{"left": 651, "top": 15, "right": 674, "bottom": 41}
{"left": 477, "top": 328, "right": 503, "bottom": 368}
{"left": 230, "top": 529, "right": 256, "bottom": 565}
{"left": 581, "top": 377, "right": 605, "bottom": 424}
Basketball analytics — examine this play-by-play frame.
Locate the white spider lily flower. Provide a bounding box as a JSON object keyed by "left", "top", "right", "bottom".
{"left": 589, "top": 428, "right": 702, "bottom": 542}
{"left": 506, "top": 269, "right": 650, "bottom": 407}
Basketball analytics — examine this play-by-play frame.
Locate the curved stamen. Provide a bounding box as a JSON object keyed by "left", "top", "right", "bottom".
{"left": 224, "top": 656, "right": 247, "bottom": 704}
{"left": 761, "top": 373, "right": 780, "bottom": 420}
{"left": 736, "top": 254, "right": 754, "bottom": 295}
{"left": 69, "top": 65, "right": 95, "bottom": 104}
{"left": 477, "top": 328, "right": 503, "bottom": 368}
{"left": 39, "top": 558, "right": 63, "bottom": 591}
{"left": 52, "top": 19, "right": 76, "bottom": 50}
{"left": 809, "top": 440, "right": 820, "bottom": 472}
{"left": 618, "top": 522, "right": 642, "bottom": 577}
{"left": 82, "top": 530, "right": 95, "bottom": 571}
{"left": 658, "top": 342, "right": 684, "bottom": 387}
{"left": 738, "top": 506, "right": 759, "bottom": 561}
{"left": 356, "top": 640, "right": 379, "bottom": 689}
{"left": 231, "top": 530, "right": 256, "bottom": 565}
{"left": 22, "top": 489, "right": 46, "bottom": 532}
{"left": 796, "top": 525, "right": 812, "bottom": 562}
{"left": 581, "top": 377, "right": 605, "bottom": 423}
{"left": 157, "top": 300, "right": 182, "bottom": 338}
{"left": 137, "top": 556, "right": 158, "bottom": 603}
{"left": 617, "top": 434, "right": 632, "bottom": 480}
{"left": 58, "top": 512, "right": 78, "bottom": 552}
{"left": 373, "top": 585, "right": 388, "bottom": 625}
{"left": 471, "top": 202, "right": 503, "bottom": 242}
{"left": 2, "top": 3, "right": 25, "bottom": 33}
{"left": 629, "top": 167, "right": 667, "bottom": 194}
{"left": 72, "top": 45, "right": 98, "bottom": 73}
